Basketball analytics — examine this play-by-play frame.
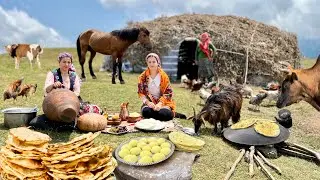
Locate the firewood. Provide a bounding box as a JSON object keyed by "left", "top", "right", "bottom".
{"left": 224, "top": 149, "right": 246, "bottom": 180}
{"left": 278, "top": 148, "right": 317, "bottom": 161}
{"left": 287, "top": 142, "right": 320, "bottom": 162}
{"left": 244, "top": 150, "right": 250, "bottom": 163}
{"left": 257, "top": 150, "right": 282, "bottom": 175}
{"left": 249, "top": 146, "right": 255, "bottom": 177}
{"left": 254, "top": 154, "right": 275, "bottom": 180}
{"left": 282, "top": 146, "right": 314, "bottom": 156}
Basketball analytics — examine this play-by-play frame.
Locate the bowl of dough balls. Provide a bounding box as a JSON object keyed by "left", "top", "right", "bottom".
{"left": 115, "top": 137, "right": 175, "bottom": 166}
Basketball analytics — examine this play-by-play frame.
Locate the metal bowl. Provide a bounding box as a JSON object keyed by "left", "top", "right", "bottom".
{"left": 1, "top": 107, "right": 38, "bottom": 128}
{"left": 115, "top": 137, "right": 175, "bottom": 166}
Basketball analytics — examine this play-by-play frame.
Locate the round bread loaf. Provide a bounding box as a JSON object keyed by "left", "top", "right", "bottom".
{"left": 77, "top": 113, "right": 108, "bottom": 132}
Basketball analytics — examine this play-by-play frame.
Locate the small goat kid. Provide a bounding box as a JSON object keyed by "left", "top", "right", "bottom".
{"left": 192, "top": 85, "right": 243, "bottom": 135}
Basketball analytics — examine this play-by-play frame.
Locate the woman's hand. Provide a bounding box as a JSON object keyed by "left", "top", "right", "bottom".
{"left": 154, "top": 102, "right": 163, "bottom": 111}
{"left": 53, "top": 81, "right": 64, "bottom": 88}
{"left": 146, "top": 101, "right": 156, "bottom": 109}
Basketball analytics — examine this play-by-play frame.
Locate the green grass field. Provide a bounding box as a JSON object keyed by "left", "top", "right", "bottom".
{"left": 0, "top": 49, "right": 319, "bottom": 180}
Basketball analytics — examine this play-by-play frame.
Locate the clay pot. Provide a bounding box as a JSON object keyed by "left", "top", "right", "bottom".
{"left": 42, "top": 89, "right": 80, "bottom": 123}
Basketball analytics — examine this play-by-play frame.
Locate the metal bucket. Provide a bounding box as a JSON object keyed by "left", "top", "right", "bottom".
{"left": 1, "top": 107, "right": 38, "bottom": 128}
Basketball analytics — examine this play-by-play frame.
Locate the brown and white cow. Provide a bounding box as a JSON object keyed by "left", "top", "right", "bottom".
{"left": 277, "top": 55, "right": 320, "bottom": 111}
{"left": 4, "top": 44, "right": 43, "bottom": 69}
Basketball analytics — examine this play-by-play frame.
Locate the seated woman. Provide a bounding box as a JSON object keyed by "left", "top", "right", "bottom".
{"left": 44, "top": 52, "right": 81, "bottom": 97}
{"left": 29, "top": 52, "right": 101, "bottom": 131}
{"left": 138, "top": 53, "right": 176, "bottom": 121}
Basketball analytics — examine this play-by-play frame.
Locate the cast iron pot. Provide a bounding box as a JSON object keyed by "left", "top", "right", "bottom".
{"left": 1, "top": 107, "right": 38, "bottom": 128}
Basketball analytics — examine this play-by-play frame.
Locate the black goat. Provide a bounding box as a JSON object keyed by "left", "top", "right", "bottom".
{"left": 192, "top": 85, "right": 243, "bottom": 135}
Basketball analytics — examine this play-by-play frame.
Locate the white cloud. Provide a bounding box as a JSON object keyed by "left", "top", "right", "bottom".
{"left": 99, "top": 0, "right": 320, "bottom": 39}
{"left": 0, "top": 6, "right": 73, "bottom": 48}
{"left": 99, "top": 0, "right": 140, "bottom": 7}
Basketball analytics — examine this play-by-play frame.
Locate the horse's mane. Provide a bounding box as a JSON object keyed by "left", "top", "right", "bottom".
{"left": 110, "top": 27, "right": 150, "bottom": 41}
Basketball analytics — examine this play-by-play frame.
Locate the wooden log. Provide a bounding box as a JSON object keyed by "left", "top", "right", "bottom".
{"left": 287, "top": 142, "right": 320, "bottom": 162}
{"left": 254, "top": 154, "right": 275, "bottom": 180}
{"left": 278, "top": 148, "right": 317, "bottom": 160}
{"left": 244, "top": 150, "right": 250, "bottom": 163}
{"left": 224, "top": 149, "right": 246, "bottom": 180}
{"left": 249, "top": 146, "right": 255, "bottom": 177}
{"left": 257, "top": 150, "right": 282, "bottom": 175}
{"left": 282, "top": 145, "right": 314, "bottom": 156}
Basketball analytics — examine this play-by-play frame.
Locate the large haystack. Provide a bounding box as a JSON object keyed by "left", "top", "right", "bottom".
{"left": 124, "top": 14, "right": 300, "bottom": 85}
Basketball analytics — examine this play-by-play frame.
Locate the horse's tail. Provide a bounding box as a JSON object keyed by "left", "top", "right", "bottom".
{"left": 76, "top": 36, "right": 82, "bottom": 63}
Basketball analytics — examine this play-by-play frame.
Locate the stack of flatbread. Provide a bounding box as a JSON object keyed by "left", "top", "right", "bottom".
{"left": 0, "top": 128, "right": 117, "bottom": 180}
{"left": 43, "top": 132, "right": 117, "bottom": 180}
{"left": 169, "top": 131, "right": 205, "bottom": 152}
{"left": 0, "top": 127, "right": 51, "bottom": 179}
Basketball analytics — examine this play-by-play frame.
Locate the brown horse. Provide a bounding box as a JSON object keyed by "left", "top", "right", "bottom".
{"left": 76, "top": 27, "right": 152, "bottom": 84}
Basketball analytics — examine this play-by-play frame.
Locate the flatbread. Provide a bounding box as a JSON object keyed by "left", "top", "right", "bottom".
{"left": 169, "top": 131, "right": 205, "bottom": 148}
{"left": 0, "top": 155, "right": 46, "bottom": 178}
{"left": 254, "top": 121, "right": 280, "bottom": 137}
{"left": 6, "top": 158, "right": 44, "bottom": 169}
{"left": 48, "top": 132, "right": 100, "bottom": 154}
{"left": 6, "top": 135, "right": 48, "bottom": 153}
{"left": 9, "top": 127, "right": 51, "bottom": 145}
{"left": 231, "top": 118, "right": 257, "bottom": 129}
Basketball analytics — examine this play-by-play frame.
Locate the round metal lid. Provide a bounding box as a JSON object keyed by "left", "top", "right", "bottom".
{"left": 223, "top": 123, "right": 290, "bottom": 146}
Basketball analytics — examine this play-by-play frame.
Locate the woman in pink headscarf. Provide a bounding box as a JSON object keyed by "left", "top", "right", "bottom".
{"left": 195, "top": 32, "right": 217, "bottom": 83}
{"left": 137, "top": 53, "right": 176, "bottom": 121}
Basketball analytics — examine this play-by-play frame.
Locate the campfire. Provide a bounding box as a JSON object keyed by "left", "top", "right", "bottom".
{"left": 224, "top": 143, "right": 320, "bottom": 180}
{"left": 223, "top": 118, "right": 320, "bottom": 180}
{"left": 224, "top": 146, "right": 280, "bottom": 180}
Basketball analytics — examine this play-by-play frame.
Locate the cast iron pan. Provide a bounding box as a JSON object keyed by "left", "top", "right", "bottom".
{"left": 223, "top": 123, "right": 290, "bottom": 146}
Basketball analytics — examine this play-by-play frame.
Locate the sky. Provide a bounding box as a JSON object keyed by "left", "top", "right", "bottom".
{"left": 0, "top": 0, "right": 319, "bottom": 57}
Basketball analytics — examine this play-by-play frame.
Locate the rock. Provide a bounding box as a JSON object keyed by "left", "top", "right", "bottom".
{"left": 256, "top": 145, "right": 279, "bottom": 159}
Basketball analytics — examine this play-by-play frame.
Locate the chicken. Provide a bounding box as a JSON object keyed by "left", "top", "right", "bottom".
{"left": 18, "top": 84, "right": 37, "bottom": 98}
{"left": 249, "top": 93, "right": 267, "bottom": 111}
{"left": 3, "top": 78, "right": 24, "bottom": 101}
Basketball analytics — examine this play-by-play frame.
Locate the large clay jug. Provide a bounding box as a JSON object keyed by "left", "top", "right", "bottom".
{"left": 42, "top": 89, "right": 80, "bottom": 123}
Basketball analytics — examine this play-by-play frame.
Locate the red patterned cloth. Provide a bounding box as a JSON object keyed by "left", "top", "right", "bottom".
{"left": 199, "top": 32, "right": 211, "bottom": 58}
{"left": 79, "top": 102, "right": 103, "bottom": 116}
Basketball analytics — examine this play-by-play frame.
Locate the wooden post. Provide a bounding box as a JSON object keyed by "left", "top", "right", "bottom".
{"left": 244, "top": 23, "right": 259, "bottom": 85}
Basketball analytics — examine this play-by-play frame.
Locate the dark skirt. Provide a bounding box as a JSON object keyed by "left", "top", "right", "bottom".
{"left": 29, "top": 114, "right": 75, "bottom": 131}
{"left": 141, "top": 105, "right": 174, "bottom": 121}
{"left": 197, "top": 58, "right": 214, "bottom": 79}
